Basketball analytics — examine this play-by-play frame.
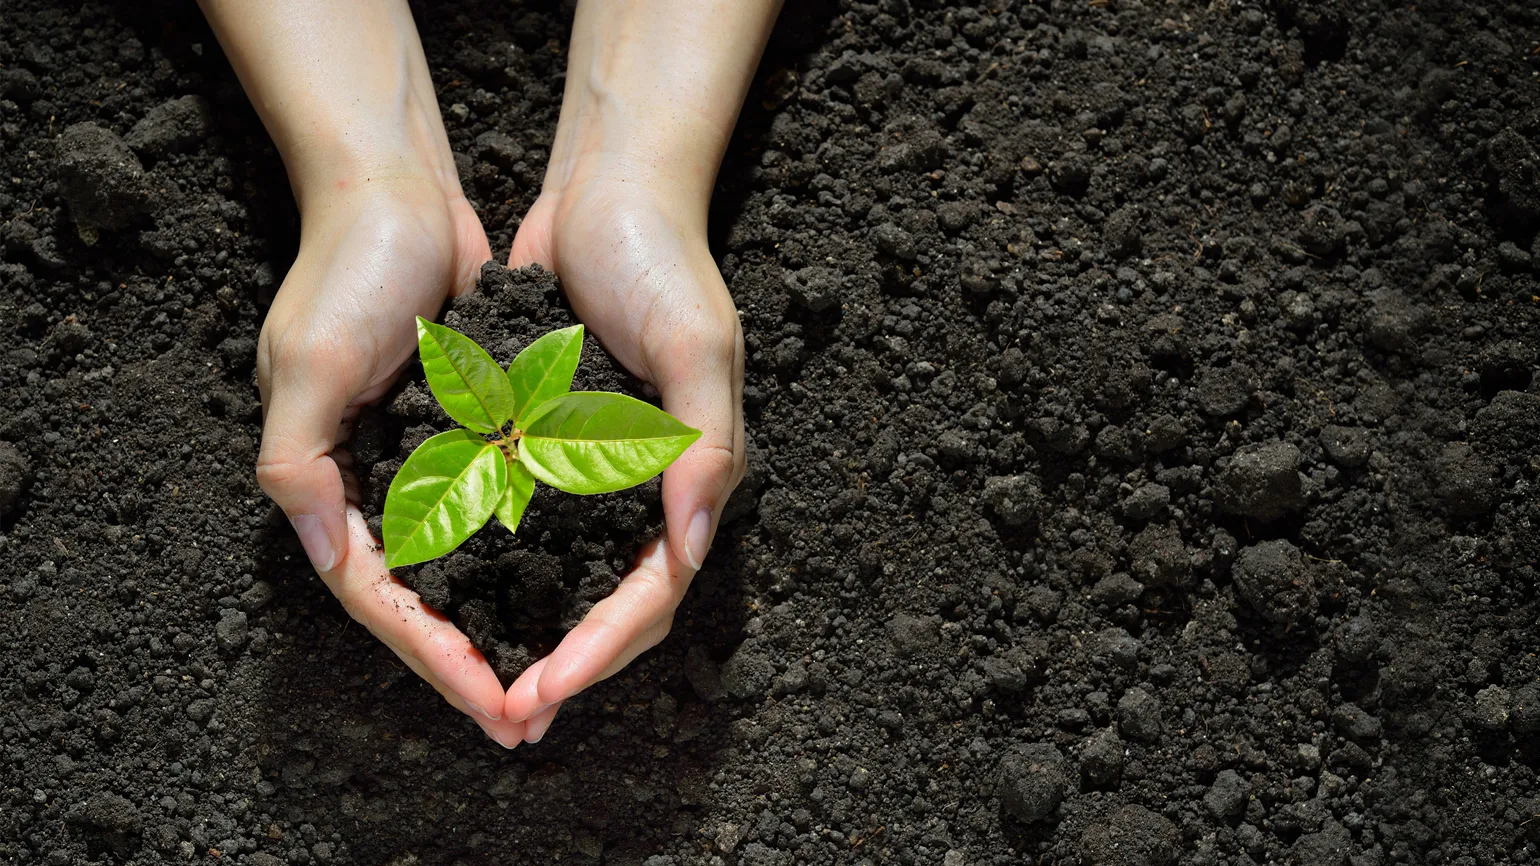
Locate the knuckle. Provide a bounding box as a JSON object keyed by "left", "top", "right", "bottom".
{"left": 254, "top": 427, "right": 318, "bottom": 481}
{"left": 254, "top": 454, "right": 304, "bottom": 490}
{"left": 645, "top": 618, "right": 673, "bottom": 648}
{"left": 697, "top": 323, "right": 741, "bottom": 366}
{"left": 669, "top": 310, "right": 740, "bottom": 366}
{"left": 730, "top": 447, "right": 749, "bottom": 488}
{"left": 262, "top": 323, "right": 347, "bottom": 374}
{"left": 693, "top": 441, "right": 738, "bottom": 475}
{"left": 633, "top": 566, "right": 683, "bottom": 613}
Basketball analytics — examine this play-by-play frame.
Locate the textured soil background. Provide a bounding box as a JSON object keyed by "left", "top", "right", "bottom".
{"left": 2, "top": 0, "right": 1539, "bottom": 864}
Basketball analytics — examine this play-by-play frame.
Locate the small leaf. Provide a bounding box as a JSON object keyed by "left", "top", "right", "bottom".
{"left": 417, "top": 317, "right": 517, "bottom": 434}
{"left": 383, "top": 430, "right": 507, "bottom": 568}
{"left": 507, "top": 324, "right": 584, "bottom": 425}
{"left": 520, "top": 392, "right": 701, "bottom": 494}
{"left": 495, "top": 460, "right": 535, "bottom": 535}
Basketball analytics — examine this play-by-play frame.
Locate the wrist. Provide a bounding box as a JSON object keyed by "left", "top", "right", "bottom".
{"left": 283, "top": 111, "right": 464, "bottom": 220}
{"left": 544, "top": 1, "right": 773, "bottom": 217}
{"left": 550, "top": 110, "right": 720, "bottom": 199}
{"left": 262, "top": 56, "right": 462, "bottom": 218}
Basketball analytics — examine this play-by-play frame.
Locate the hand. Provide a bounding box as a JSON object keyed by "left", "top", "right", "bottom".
{"left": 496, "top": 0, "right": 780, "bottom": 740}
{"left": 256, "top": 172, "right": 527, "bottom": 747}
{"left": 197, "top": 0, "right": 524, "bottom": 746}
{"left": 499, "top": 149, "right": 747, "bottom": 741}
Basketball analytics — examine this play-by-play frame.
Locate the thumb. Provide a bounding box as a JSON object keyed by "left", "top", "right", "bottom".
{"left": 509, "top": 193, "right": 559, "bottom": 270}
{"left": 257, "top": 371, "right": 351, "bottom": 574}
{"left": 653, "top": 319, "right": 746, "bottom": 572}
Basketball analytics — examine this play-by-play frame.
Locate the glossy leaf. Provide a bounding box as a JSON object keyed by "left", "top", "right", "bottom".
{"left": 507, "top": 324, "right": 584, "bottom": 426}
{"left": 383, "top": 430, "right": 507, "bottom": 568}
{"left": 417, "top": 317, "right": 517, "bottom": 434}
{"left": 520, "top": 392, "right": 701, "bottom": 494}
{"left": 495, "top": 460, "right": 536, "bottom": 535}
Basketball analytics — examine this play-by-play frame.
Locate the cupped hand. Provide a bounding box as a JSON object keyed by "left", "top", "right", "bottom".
{"left": 256, "top": 173, "right": 525, "bottom": 746}
{"left": 500, "top": 154, "right": 747, "bottom": 737}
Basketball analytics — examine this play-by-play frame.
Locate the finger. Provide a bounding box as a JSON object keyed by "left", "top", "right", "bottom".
{"left": 533, "top": 538, "right": 688, "bottom": 706}
{"left": 320, "top": 507, "right": 512, "bottom": 724}
{"left": 473, "top": 715, "right": 527, "bottom": 749}
{"left": 257, "top": 365, "right": 352, "bottom": 574}
{"left": 505, "top": 613, "right": 671, "bottom": 722}
{"left": 653, "top": 318, "right": 746, "bottom": 571}
{"left": 333, "top": 449, "right": 364, "bottom": 507}
{"left": 503, "top": 656, "right": 550, "bottom": 722}
{"left": 448, "top": 198, "right": 494, "bottom": 297}
{"left": 509, "top": 193, "right": 559, "bottom": 270}
{"left": 522, "top": 701, "right": 563, "bottom": 744}
{"left": 387, "top": 640, "right": 524, "bottom": 747}
{"left": 395, "top": 647, "right": 524, "bottom": 748}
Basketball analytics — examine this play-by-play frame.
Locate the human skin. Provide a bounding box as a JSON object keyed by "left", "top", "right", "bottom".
{"left": 196, "top": 0, "right": 779, "bottom": 746}
{"left": 500, "top": 0, "right": 782, "bottom": 740}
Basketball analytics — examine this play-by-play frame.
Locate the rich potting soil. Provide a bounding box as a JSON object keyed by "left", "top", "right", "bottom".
{"left": 365, "top": 263, "right": 666, "bottom": 686}
{"left": 3, "top": 1, "right": 1540, "bottom": 865}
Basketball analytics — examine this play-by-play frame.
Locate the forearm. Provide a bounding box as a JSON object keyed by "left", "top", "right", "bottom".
{"left": 546, "top": 0, "right": 784, "bottom": 215}
{"left": 196, "top": 0, "right": 457, "bottom": 211}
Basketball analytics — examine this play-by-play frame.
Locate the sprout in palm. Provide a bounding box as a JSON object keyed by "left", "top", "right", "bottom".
{"left": 382, "top": 318, "right": 700, "bottom": 568}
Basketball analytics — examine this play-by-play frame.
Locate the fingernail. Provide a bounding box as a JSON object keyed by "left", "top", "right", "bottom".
{"left": 466, "top": 701, "right": 499, "bottom": 721}
{"left": 484, "top": 727, "right": 520, "bottom": 750}
{"left": 515, "top": 701, "right": 553, "bottom": 724}
{"left": 685, "top": 508, "right": 713, "bottom": 571}
{"left": 475, "top": 717, "right": 520, "bottom": 749}
{"left": 526, "top": 708, "right": 558, "bottom": 744}
{"left": 290, "top": 513, "right": 336, "bottom": 572}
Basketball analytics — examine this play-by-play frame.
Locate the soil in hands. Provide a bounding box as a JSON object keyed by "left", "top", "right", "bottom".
{"left": 358, "top": 262, "right": 665, "bottom": 687}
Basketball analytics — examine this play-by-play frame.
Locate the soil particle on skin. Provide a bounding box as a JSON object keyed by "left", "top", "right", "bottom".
{"left": 4, "top": 0, "right": 1540, "bottom": 864}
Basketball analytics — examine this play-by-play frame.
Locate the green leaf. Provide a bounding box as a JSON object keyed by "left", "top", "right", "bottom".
{"left": 495, "top": 460, "right": 535, "bottom": 535}
{"left": 383, "top": 430, "right": 507, "bottom": 568}
{"left": 507, "top": 324, "right": 584, "bottom": 426}
{"left": 417, "top": 317, "right": 517, "bottom": 434}
{"left": 520, "top": 392, "right": 701, "bottom": 494}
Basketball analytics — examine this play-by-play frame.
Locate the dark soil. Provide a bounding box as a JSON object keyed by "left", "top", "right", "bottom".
{"left": 2, "top": 1, "right": 1539, "bottom": 865}
{"left": 364, "top": 263, "right": 667, "bottom": 686}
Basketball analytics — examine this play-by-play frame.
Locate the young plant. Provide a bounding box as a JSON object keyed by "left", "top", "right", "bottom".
{"left": 382, "top": 318, "right": 700, "bottom": 568}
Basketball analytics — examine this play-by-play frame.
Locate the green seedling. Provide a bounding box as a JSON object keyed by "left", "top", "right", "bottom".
{"left": 382, "top": 318, "right": 700, "bottom": 568}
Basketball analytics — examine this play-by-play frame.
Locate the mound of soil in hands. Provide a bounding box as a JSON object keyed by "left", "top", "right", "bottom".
{"left": 360, "top": 263, "right": 665, "bottom": 686}
{"left": 1, "top": 1, "right": 1539, "bottom": 865}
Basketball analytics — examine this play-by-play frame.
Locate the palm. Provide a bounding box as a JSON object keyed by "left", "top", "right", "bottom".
{"left": 512, "top": 174, "right": 734, "bottom": 383}
{"left": 259, "top": 191, "right": 488, "bottom": 427}
{"left": 502, "top": 164, "right": 745, "bottom": 733}
{"left": 255, "top": 184, "right": 530, "bottom": 746}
